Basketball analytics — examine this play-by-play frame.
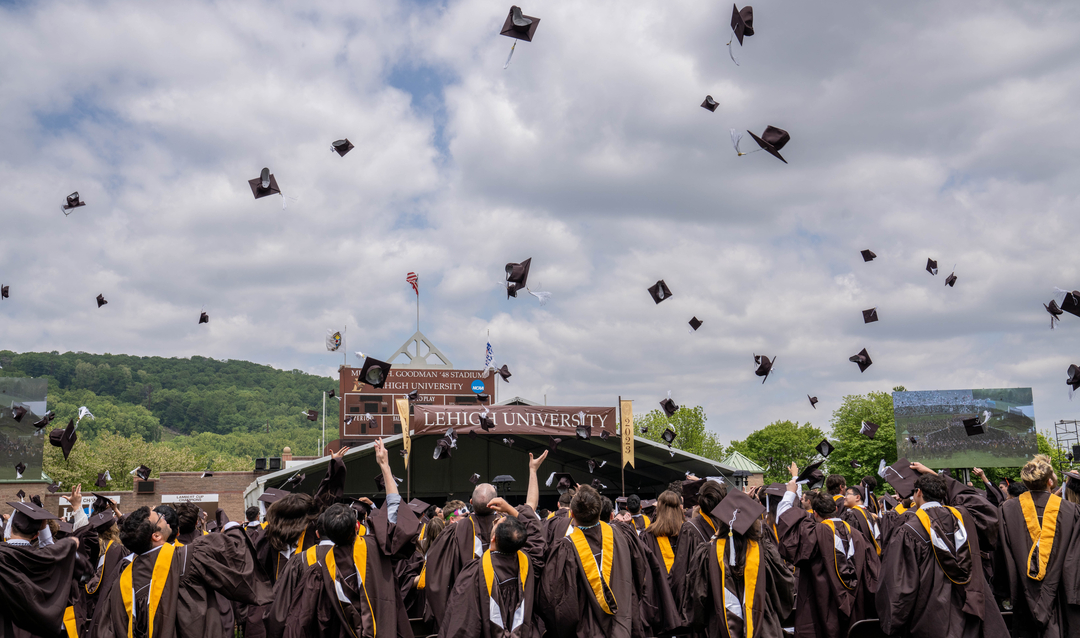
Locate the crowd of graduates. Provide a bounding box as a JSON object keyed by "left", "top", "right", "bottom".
{"left": 3, "top": 440, "right": 1080, "bottom": 638}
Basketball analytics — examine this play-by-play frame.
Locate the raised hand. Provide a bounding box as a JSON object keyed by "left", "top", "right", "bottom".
{"left": 374, "top": 440, "right": 388, "bottom": 467}
{"left": 529, "top": 450, "right": 548, "bottom": 472}
{"left": 332, "top": 445, "right": 351, "bottom": 461}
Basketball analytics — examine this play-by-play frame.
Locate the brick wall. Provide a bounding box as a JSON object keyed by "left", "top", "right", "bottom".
{"left": 748, "top": 472, "right": 765, "bottom": 488}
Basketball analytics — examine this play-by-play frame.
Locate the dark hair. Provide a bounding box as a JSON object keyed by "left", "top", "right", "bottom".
{"left": 600, "top": 496, "right": 613, "bottom": 522}
{"left": 153, "top": 505, "right": 178, "bottom": 543}
{"left": 494, "top": 516, "right": 527, "bottom": 553}
{"left": 557, "top": 492, "right": 573, "bottom": 508}
{"left": 844, "top": 487, "right": 863, "bottom": 504}
{"left": 1007, "top": 481, "right": 1029, "bottom": 498}
{"left": 807, "top": 491, "right": 837, "bottom": 518}
{"left": 698, "top": 481, "right": 727, "bottom": 516}
{"left": 120, "top": 507, "right": 158, "bottom": 555}
{"left": 265, "top": 493, "right": 319, "bottom": 552}
{"left": 176, "top": 503, "right": 200, "bottom": 535}
{"left": 626, "top": 494, "right": 641, "bottom": 514}
{"left": 825, "top": 475, "right": 847, "bottom": 496}
{"left": 571, "top": 485, "right": 603, "bottom": 527}
{"left": 317, "top": 504, "right": 357, "bottom": 547}
{"left": 861, "top": 476, "right": 878, "bottom": 492}
{"left": 246, "top": 506, "right": 260, "bottom": 522}
{"left": 914, "top": 474, "right": 947, "bottom": 503}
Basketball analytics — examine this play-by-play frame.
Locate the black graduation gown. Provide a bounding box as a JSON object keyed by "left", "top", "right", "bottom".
{"left": 681, "top": 534, "right": 795, "bottom": 638}
{"left": 437, "top": 549, "right": 539, "bottom": 638}
{"left": 0, "top": 539, "right": 80, "bottom": 638}
{"left": 78, "top": 538, "right": 127, "bottom": 638}
{"left": 670, "top": 513, "right": 720, "bottom": 607}
{"left": 610, "top": 521, "right": 656, "bottom": 638}
{"left": 839, "top": 507, "right": 881, "bottom": 556}
{"left": 639, "top": 531, "right": 684, "bottom": 632}
{"left": 536, "top": 523, "right": 633, "bottom": 638}
{"left": 777, "top": 508, "right": 880, "bottom": 638}
{"left": 422, "top": 512, "right": 496, "bottom": 624}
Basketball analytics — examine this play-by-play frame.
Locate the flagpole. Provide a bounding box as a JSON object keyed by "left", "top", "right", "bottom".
{"left": 321, "top": 392, "right": 326, "bottom": 456}
{"left": 619, "top": 396, "right": 625, "bottom": 498}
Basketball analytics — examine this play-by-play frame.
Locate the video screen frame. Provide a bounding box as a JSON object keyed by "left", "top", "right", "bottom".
{"left": 1, "top": 377, "right": 49, "bottom": 482}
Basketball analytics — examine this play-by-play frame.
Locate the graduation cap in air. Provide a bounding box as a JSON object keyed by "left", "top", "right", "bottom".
{"left": 303, "top": 410, "right": 318, "bottom": 421}
{"left": 662, "top": 428, "right": 677, "bottom": 446}
{"left": 433, "top": 437, "right": 454, "bottom": 460}
{"left": 359, "top": 356, "right": 392, "bottom": 388}
{"left": 862, "top": 308, "right": 878, "bottom": 324}
{"left": 1060, "top": 290, "right": 1080, "bottom": 317}
{"left": 576, "top": 425, "right": 591, "bottom": 440}
{"left": 926, "top": 259, "right": 938, "bottom": 275}
{"left": 374, "top": 472, "right": 403, "bottom": 491}
{"left": 816, "top": 439, "right": 835, "bottom": 458}
{"left": 7, "top": 501, "right": 58, "bottom": 529}
{"left": 640, "top": 424, "right": 648, "bottom": 435}
{"left": 96, "top": 294, "right": 107, "bottom": 308}
{"left": 500, "top": 5, "right": 540, "bottom": 41}
{"left": 332, "top": 139, "right": 354, "bottom": 157}
{"left": 90, "top": 493, "right": 113, "bottom": 513}
{"left": 796, "top": 460, "right": 825, "bottom": 486}
{"left": 201, "top": 462, "right": 213, "bottom": 478}
{"left": 505, "top": 258, "right": 532, "bottom": 298}
{"left": 406, "top": 389, "right": 419, "bottom": 402}
{"left": 49, "top": 419, "right": 78, "bottom": 460}
{"left": 496, "top": 365, "right": 512, "bottom": 382}
{"left": 95, "top": 471, "right": 111, "bottom": 488}
{"left": 881, "top": 459, "right": 917, "bottom": 498}
{"left": 648, "top": 280, "right": 673, "bottom": 304}
{"left": 689, "top": 317, "right": 703, "bottom": 332}
{"left": 754, "top": 354, "right": 775, "bottom": 383}
{"left": 469, "top": 473, "right": 482, "bottom": 485}
{"left": 479, "top": 409, "right": 496, "bottom": 431}
{"left": 502, "top": 437, "right": 515, "bottom": 448}
{"left": 729, "top": 4, "right": 755, "bottom": 45}
{"left": 591, "top": 478, "right": 607, "bottom": 490}
{"left": 711, "top": 487, "right": 765, "bottom": 539}
{"left": 859, "top": 420, "right": 880, "bottom": 439}
{"left": 46, "top": 483, "right": 60, "bottom": 493}
{"left": 546, "top": 472, "right": 577, "bottom": 494}
{"left": 14, "top": 489, "right": 24, "bottom": 499}
{"left": 945, "top": 272, "right": 957, "bottom": 287}
{"left": 248, "top": 168, "right": 281, "bottom": 200}
{"left": 849, "top": 348, "right": 872, "bottom": 372}
{"left": 131, "top": 464, "right": 151, "bottom": 481}
{"left": 62, "top": 192, "right": 86, "bottom": 215}
{"left": 660, "top": 393, "right": 679, "bottom": 418}
{"left": 850, "top": 460, "right": 861, "bottom": 469}
{"left": 587, "top": 459, "right": 607, "bottom": 473}
{"left": 861, "top": 250, "right": 876, "bottom": 262}
{"left": 599, "top": 429, "right": 611, "bottom": 441}
{"left": 476, "top": 393, "right": 490, "bottom": 402}
{"left": 199, "top": 311, "right": 209, "bottom": 324}
{"left": 1045, "top": 299, "right": 1063, "bottom": 329}
{"left": 701, "top": 95, "right": 719, "bottom": 112}
{"left": 408, "top": 498, "right": 431, "bottom": 515}
{"left": 808, "top": 395, "right": 818, "bottom": 409}
{"left": 0, "top": 285, "right": 7, "bottom": 299}
{"left": 747, "top": 126, "right": 790, "bottom": 164}
{"left": 12, "top": 405, "right": 27, "bottom": 422}
{"left": 14, "top": 462, "right": 26, "bottom": 479}
{"left": 258, "top": 487, "right": 289, "bottom": 505}
{"left": 962, "top": 416, "right": 986, "bottom": 436}
{"left": 32, "top": 411, "right": 56, "bottom": 428}
{"left": 1067, "top": 365, "right": 1080, "bottom": 398}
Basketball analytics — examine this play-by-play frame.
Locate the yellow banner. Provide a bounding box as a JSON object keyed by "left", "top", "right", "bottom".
{"left": 620, "top": 400, "right": 634, "bottom": 469}
{"left": 396, "top": 398, "right": 412, "bottom": 468}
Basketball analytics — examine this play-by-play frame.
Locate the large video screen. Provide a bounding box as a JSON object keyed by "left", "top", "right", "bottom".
{"left": 893, "top": 388, "right": 1037, "bottom": 469}
{"left": 1, "top": 378, "right": 49, "bottom": 482}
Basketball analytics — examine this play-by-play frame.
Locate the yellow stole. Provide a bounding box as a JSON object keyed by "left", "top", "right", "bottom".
{"left": 699, "top": 513, "right": 718, "bottom": 537}
{"left": 482, "top": 550, "right": 528, "bottom": 607}
{"left": 172, "top": 540, "right": 183, "bottom": 548}
{"left": 416, "top": 563, "right": 427, "bottom": 590}
{"left": 260, "top": 521, "right": 268, "bottom": 529}
{"left": 546, "top": 511, "right": 555, "bottom": 520}
{"left": 306, "top": 539, "right": 376, "bottom": 637}
{"left": 569, "top": 523, "right": 617, "bottom": 615}
{"left": 894, "top": 504, "right": 908, "bottom": 515}
{"left": 715, "top": 539, "right": 760, "bottom": 638}
{"left": 821, "top": 520, "right": 856, "bottom": 590}
{"left": 915, "top": 506, "right": 971, "bottom": 585}
{"left": 120, "top": 543, "right": 176, "bottom": 638}
{"left": 655, "top": 536, "right": 675, "bottom": 573}
{"left": 1018, "top": 492, "right": 1062, "bottom": 581}
{"left": 851, "top": 506, "right": 881, "bottom": 555}
{"left": 86, "top": 539, "right": 115, "bottom": 594}
{"left": 63, "top": 606, "right": 78, "bottom": 638}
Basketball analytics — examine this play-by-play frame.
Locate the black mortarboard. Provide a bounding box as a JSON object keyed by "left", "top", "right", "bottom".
{"left": 374, "top": 472, "right": 403, "bottom": 491}
{"left": 808, "top": 395, "right": 818, "bottom": 409}
{"left": 433, "top": 437, "right": 453, "bottom": 460}
{"left": 711, "top": 488, "right": 764, "bottom": 536}
{"left": 0, "top": 285, "right": 7, "bottom": 298}
{"left": 503, "top": 437, "right": 515, "bottom": 447}
{"left": 62, "top": 192, "right": 86, "bottom": 214}
{"left": 754, "top": 354, "right": 775, "bottom": 383}
{"left": 496, "top": 365, "right": 512, "bottom": 382}
{"left": 1061, "top": 291, "right": 1080, "bottom": 317}
{"left": 480, "top": 412, "right": 496, "bottom": 431}
{"left": 408, "top": 498, "right": 430, "bottom": 515}
{"left": 55, "top": 520, "right": 72, "bottom": 536}
{"left": 406, "top": 389, "right": 419, "bottom": 402}
{"left": 662, "top": 428, "right": 677, "bottom": 445}
{"left": 15, "top": 489, "right": 25, "bottom": 500}
{"left": 640, "top": 424, "right": 648, "bottom": 434}
{"left": 133, "top": 464, "right": 151, "bottom": 481}
{"left": 199, "top": 311, "right": 209, "bottom": 324}
{"left": 747, "top": 126, "right": 789, "bottom": 164}
{"left": 849, "top": 348, "right": 872, "bottom": 372}
{"left": 546, "top": 472, "right": 577, "bottom": 494}
{"left": 12, "top": 405, "right": 27, "bottom": 422}
{"left": 96, "top": 294, "right": 107, "bottom": 308}
{"left": 328, "top": 389, "right": 336, "bottom": 399}
{"left": 796, "top": 460, "right": 824, "bottom": 485}
{"left": 332, "top": 139, "right": 354, "bottom": 157}
{"left": 91, "top": 493, "right": 113, "bottom": 512}
{"left": 476, "top": 393, "right": 490, "bottom": 402}
{"left": 469, "top": 473, "right": 481, "bottom": 485}
{"left": 962, "top": 417, "right": 985, "bottom": 436}
{"left": 701, "top": 95, "right": 719, "bottom": 112}
{"left": 926, "top": 259, "right": 938, "bottom": 275}
{"left": 32, "top": 411, "right": 56, "bottom": 428}
{"left": 599, "top": 430, "right": 611, "bottom": 441}
{"left": 591, "top": 478, "right": 607, "bottom": 490}
{"left": 850, "top": 460, "right": 861, "bottom": 469}
{"left": 359, "top": 357, "right": 392, "bottom": 388}
{"left": 945, "top": 272, "right": 957, "bottom": 287}
{"left": 861, "top": 250, "right": 876, "bottom": 262}
{"left": 862, "top": 308, "right": 878, "bottom": 323}
{"left": 689, "top": 317, "right": 703, "bottom": 332}
{"left": 729, "top": 4, "right": 755, "bottom": 45}
{"left": 88, "top": 510, "right": 116, "bottom": 530}
{"left": 14, "top": 462, "right": 26, "bottom": 478}
{"left": 49, "top": 419, "right": 78, "bottom": 460}
{"left": 303, "top": 410, "right": 318, "bottom": 421}
{"left": 881, "top": 458, "right": 917, "bottom": 498}
{"left": 1068, "top": 365, "right": 1080, "bottom": 392}
{"left": 8, "top": 501, "right": 58, "bottom": 528}
{"left": 281, "top": 472, "right": 305, "bottom": 490}
{"left": 500, "top": 5, "right": 540, "bottom": 42}
{"left": 505, "top": 258, "right": 532, "bottom": 298}
{"left": 46, "top": 483, "right": 59, "bottom": 493}
{"left": 660, "top": 397, "right": 679, "bottom": 418}
{"left": 95, "top": 471, "right": 110, "bottom": 488}
{"left": 1046, "top": 299, "right": 1063, "bottom": 329}
{"left": 576, "top": 425, "right": 591, "bottom": 440}
{"left": 648, "top": 280, "right": 673, "bottom": 304}
{"left": 587, "top": 459, "right": 596, "bottom": 473}
{"left": 258, "top": 487, "right": 288, "bottom": 504}
{"left": 681, "top": 478, "right": 707, "bottom": 508}
{"left": 859, "top": 420, "right": 880, "bottom": 439}
{"left": 816, "top": 439, "right": 834, "bottom": 458}
{"left": 248, "top": 168, "right": 281, "bottom": 199}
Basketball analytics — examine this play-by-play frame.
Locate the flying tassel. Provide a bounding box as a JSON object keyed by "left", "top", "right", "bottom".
{"left": 503, "top": 41, "right": 517, "bottom": 69}
{"left": 727, "top": 509, "right": 739, "bottom": 566}
{"left": 726, "top": 28, "right": 741, "bottom": 66}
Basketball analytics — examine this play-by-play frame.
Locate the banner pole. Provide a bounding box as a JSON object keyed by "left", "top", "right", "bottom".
{"left": 619, "top": 396, "right": 625, "bottom": 498}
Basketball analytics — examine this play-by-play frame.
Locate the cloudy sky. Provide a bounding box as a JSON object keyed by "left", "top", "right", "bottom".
{"left": 2, "top": 0, "right": 1079, "bottom": 445}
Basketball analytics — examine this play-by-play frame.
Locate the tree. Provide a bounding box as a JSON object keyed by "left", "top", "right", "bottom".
{"left": 634, "top": 405, "right": 725, "bottom": 461}
{"left": 725, "top": 420, "right": 825, "bottom": 485}
{"left": 827, "top": 391, "right": 898, "bottom": 491}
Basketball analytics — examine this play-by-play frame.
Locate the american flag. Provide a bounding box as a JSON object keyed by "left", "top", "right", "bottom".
{"left": 406, "top": 272, "right": 418, "bottom": 295}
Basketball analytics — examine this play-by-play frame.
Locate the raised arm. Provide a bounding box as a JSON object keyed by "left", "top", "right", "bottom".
{"left": 527, "top": 450, "right": 548, "bottom": 511}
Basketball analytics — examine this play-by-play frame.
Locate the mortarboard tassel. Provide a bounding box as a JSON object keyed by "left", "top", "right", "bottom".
{"left": 727, "top": 32, "right": 741, "bottom": 66}
{"left": 503, "top": 41, "right": 517, "bottom": 69}
{"left": 727, "top": 509, "right": 739, "bottom": 566}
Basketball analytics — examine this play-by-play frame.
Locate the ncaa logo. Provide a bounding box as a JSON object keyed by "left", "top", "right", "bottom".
{"left": 471, "top": 380, "right": 485, "bottom": 394}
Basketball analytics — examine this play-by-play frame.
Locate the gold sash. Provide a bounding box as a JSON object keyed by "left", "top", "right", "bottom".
{"left": 63, "top": 606, "right": 77, "bottom": 638}
{"left": 482, "top": 550, "right": 529, "bottom": 597}
{"left": 1018, "top": 492, "right": 1061, "bottom": 581}
{"left": 307, "top": 539, "right": 376, "bottom": 637}
{"left": 821, "top": 520, "right": 856, "bottom": 591}
{"left": 86, "top": 539, "right": 115, "bottom": 594}
{"left": 416, "top": 563, "right": 427, "bottom": 590}
{"left": 699, "top": 513, "right": 718, "bottom": 537}
{"left": 569, "top": 523, "right": 617, "bottom": 615}
{"left": 715, "top": 539, "right": 760, "bottom": 638}
{"left": 851, "top": 506, "right": 881, "bottom": 555}
{"left": 894, "top": 504, "right": 908, "bottom": 515}
{"left": 656, "top": 536, "right": 674, "bottom": 573}
{"left": 120, "top": 543, "right": 175, "bottom": 638}
{"left": 915, "top": 506, "right": 971, "bottom": 585}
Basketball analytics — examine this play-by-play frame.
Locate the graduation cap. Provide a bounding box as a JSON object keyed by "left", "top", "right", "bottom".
{"left": 478, "top": 411, "right": 496, "bottom": 431}
{"left": 816, "top": 439, "right": 834, "bottom": 458}
{"left": 49, "top": 419, "right": 78, "bottom": 460}
{"left": 46, "top": 483, "right": 60, "bottom": 493}
{"left": 648, "top": 280, "right": 673, "bottom": 304}
{"left": 859, "top": 421, "right": 880, "bottom": 439}
{"left": 406, "top": 389, "right": 419, "bottom": 402}
{"left": 433, "top": 437, "right": 454, "bottom": 460}
{"left": 753, "top": 354, "right": 775, "bottom": 383}
{"left": 374, "top": 472, "right": 403, "bottom": 491}
{"left": 131, "top": 464, "right": 151, "bottom": 481}
{"left": 505, "top": 258, "right": 532, "bottom": 298}
{"left": 662, "top": 428, "right": 677, "bottom": 445}
{"left": 476, "top": 393, "right": 490, "bottom": 402}
{"left": 12, "top": 405, "right": 27, "bottom": 422}
{"left": 96, "top": 294, "right": 107, "bottom": 308}
{"left": 88, "top": 510, "right": 116, "bottom": 530}
{"left": 881, "top": 458, "right": 917, "bottom": 498}
{"left": 90, "top": 493, "right": 113, "bottom": 512}
{"left": 7, "top": 501, "right": 58, "bottom": 528}
{"left": 729, "top": 4, "right": 755, "bottom": 45}
{"left": 747, "top": 126, "right": 789, "bottom": 164}
{"left": 908, "top": 436, "right": 918, "bottom": 446}
{"left": 586, "top": 459, "right": 607, "bottom": 473}
{"left": 862, "top": 308, "right": 878, "bottom": 324}
{"left": 199, "top": 311, "right": 209, "bottom": 324}
{"left": 1061, "top": 290, "right": 1080, "bottom": 317}
{"left": 591, "top": 478, "right": 607, "bottom": 490}
{"left": 861, "top": 250, "right": 876, "bottom": 262}
{"left": 248, "top": 168, "right": 281, "bottom": 200}
{"left": 711, "top": 488, "right": 764, "bottom": 537}
{"left": 545, "top": 472, "right": 577, "bottom": 494}
{"left": 1067, "top": 364, "right": 1080, "bottom": 395}
{"left": 1045, "top": 299, "right": 1064, "bottom": 329}
{"left": 14, "top": 462, "right": 26, "bottom": 479}
{"left": 502, "top": 437, "right": 515, "bottom": 447}
{"left": 881, "top": 494, "right": 899, "bottom": 511}
{"left": 796, "top": 460, "right": 825, "bottom": 486}
{"left": 14, "top": 489, "right": 26, "bottom": 500}
{"left": 681, "top": 478, "right": 707, "bottom": 508}
{"left": 257, "top": 487, "right": 289, "bottom": 505}
{"left": 468, "top": 473, "right": 481, "bottom": 485}
{"left": 808, "top": 395, "right": 818, "bottom": 409}
{"left": 331, "top": 139, "right": 354, "bottom": 157}
{"left": 849, "top": 348, "right": 872, "bottom": 372}
{"left": 408, "top": 498, "right": 431, "bottom": 515}
{"left": 850, "top": 460, "right": 861, "bottom": 469}
{"left": 500, "top": 5, "right": 540, "bottom": 42}
{"left": 0, "top": 284, "right": 7, "bottom": 298}
{"left": 926, "top": 259, "right": 938, "bottom": 275}
{"left": 496, "top": 365, "right": 512, "bottom": 382}
{"left": 688, "top": 316, "right": 703, "bottom": 332}
{"left": 62, "top": 192, "right": 86, "bottom": 214}
{"left": 945, "top": 272, "right": 957, "bottom": 287}
{"left": 660, "top": 394, "right": 679, "bottom": 418}
{"left": 95, "top": 471, "right": 111, "bottom": 488}
{"left": 359, "top": 357, "right": 392, "bottom": 388}
{"left": 599, "top": 430, "right": 611, "bottom": 441}
{"left": 32, "top": 410, "right": 56, "bottom": 428}
{"left": 962, "top": 416, "right": 985, "bottom": 436}
{"left": 640, "top": 424, "right": 648, "bottom": 435}
{"left": 303, "top": 410, "right": 318, "bottom": 421}
{"left": 576, "top": 425, "right": 591, "bottom": 440}
{"left": 701, "top": 95, "right": 719, "bottom": 112}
